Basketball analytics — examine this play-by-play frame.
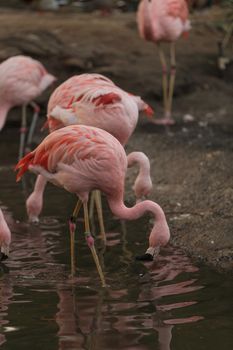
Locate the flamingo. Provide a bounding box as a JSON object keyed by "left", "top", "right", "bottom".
{"left": 0, "top": 55, "right": 56, "bottom": 159}
{"left": 137, "top": 0, "right": 190, "bottom": 124}
{"left": 15, "top": 125, "right": 170, "bottom": 286}
{"left": 46, "top": 73, "right": 153, "bottom": 140}
{"left": 26, "top": 74, "right": 153, "bottom": 226}
{"left": 0, "top": 208, "right": 11, "bottom": 261}
{"left": 26, "top": 73, "right": 153, "bottom": 277}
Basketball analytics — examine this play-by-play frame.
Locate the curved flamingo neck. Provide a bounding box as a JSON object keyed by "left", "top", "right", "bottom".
{"left": 128, "top": 151, "right": 150, "bottom": 180}
{"left": 107, "top": 194, "right": 166, "bottom": 223}
{"left": 26, "top": 175, "right": 47, "bottom": 222}
{"left": 34, "top": 175, "right": 47, "bottom": 194}
{"left": 127, "top": 151, "right": 152, "bottom": 199}
{"left": 107, "top": 191, "right": 170, "bottom": 248}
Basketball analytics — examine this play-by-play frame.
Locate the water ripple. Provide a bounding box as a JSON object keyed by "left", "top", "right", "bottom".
{"left": 0, "top": 160, "right": 233, "bottom": 350}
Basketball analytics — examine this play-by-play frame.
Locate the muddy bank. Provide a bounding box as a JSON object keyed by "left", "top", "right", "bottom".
{"left": 0, "top": 6, "right": 232, "bottom": 272}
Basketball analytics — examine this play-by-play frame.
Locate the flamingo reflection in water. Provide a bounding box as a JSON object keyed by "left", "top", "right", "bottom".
{"left": 138, "top": 246, "right": 204, "bottom": 349}
{"left": 0, "top": 208, "right": 204, "bottom": 350}
{"left": 0, "top": 207, "right": 14, "bottom": 347}
{"left": 0, "top": 208, "right": 11, "bottom": 261}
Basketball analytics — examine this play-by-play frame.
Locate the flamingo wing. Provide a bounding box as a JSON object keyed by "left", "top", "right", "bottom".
{"left": 15, "top": 125, "right": 114, "bottom": 181}
{"left": 72, "top": 85, "right": 122, "bottom": 109}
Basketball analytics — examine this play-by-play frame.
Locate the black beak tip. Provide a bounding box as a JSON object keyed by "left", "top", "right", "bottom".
{"left": 135, "top": 253, "right": 153, "bottom": 262}
{"left": 0, "top": 252, "right": 8, "bottom": 262}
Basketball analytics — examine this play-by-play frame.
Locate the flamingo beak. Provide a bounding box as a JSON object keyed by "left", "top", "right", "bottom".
{"left": 135, "top": 253, "right": 153, "bottom": 261}
{"left": 0, "top": 252, "right": 8, "bottom": 262}
{"left": 135, "top": 246, "right": 160, "bottom": 261}
{"left": 144, "top": 105, "right": 154, "bottom": 118}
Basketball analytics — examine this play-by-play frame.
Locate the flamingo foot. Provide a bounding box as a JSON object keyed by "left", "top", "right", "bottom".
{"left": 152, "top": 118, "right": 175, "bottom": 126}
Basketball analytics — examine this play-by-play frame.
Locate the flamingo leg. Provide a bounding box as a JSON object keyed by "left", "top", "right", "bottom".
{"left": 83, "top": 202, "right": 106, "bottom": 287}
{"left": 18, "top": 104, "right": 27, "bottom": 161}
{"left": 154, "top": 44, "right": 175, "bottom": 126}
{"left": 158, "top": 44, "right": 169, "bottom": 119}
{"left": 94, "top": 190, "right": 106, "bottom": 243}
{"left": 167, "top": 43, "right": 176, "bottom": 123}
{"left": 69, "top": 199, "right": 82, "bottom": 277}
{"left": 26, "top": 101, "right": 40, "bottom": 151}
{"left": 89, "top": 191, "right": 95, "bottom": 220}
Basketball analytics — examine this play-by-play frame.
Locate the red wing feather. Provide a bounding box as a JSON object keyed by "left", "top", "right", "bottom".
{"left": 93, "top": 92, "right": 121, "bottom": 106}
{"left": 15, "top": 152, "right": 35, "bottom": 182}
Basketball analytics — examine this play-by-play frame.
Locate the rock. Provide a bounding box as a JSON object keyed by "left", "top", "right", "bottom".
{"left": 35, "top": 0, "right": 59, "bottom": 11}
{"left": 0, "top": 31, "right": 64, "bottom": 57}
{"left": 183, "top": 114, "right": 195, "bottom": 123}
{"left": 0, "top": 47, "right": 22, "bottom": 61}
{"left": 63, "top": 57, "right": 86, "bottom": 70}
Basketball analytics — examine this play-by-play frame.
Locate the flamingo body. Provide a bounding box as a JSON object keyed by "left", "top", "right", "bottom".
{"left": 17, "top": 125, "right": 127, "bottom": 199}
{"left": 47, "top": 74, "right": 113, "bottom": 112}
{"left": 137, "top": 0, "right": 190, "bottom": 123}
{"left": 0, "top": 55, "right": 56, "bottom": 130}
{"left": 137, "top": 0, "right": 190, "bottom": 43}
{"left": 16, "top": 125, "right": 170, "bottom": 252}
{"left": 47, "top": 73, "right": 153, "bottom": 145}
{"left": 26, "top": 74, "right": 153, "bottom": 222}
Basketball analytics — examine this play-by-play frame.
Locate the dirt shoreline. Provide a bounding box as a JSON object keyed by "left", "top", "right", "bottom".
{"left": 0, "top": 6, "right": 232, "bottom": 272}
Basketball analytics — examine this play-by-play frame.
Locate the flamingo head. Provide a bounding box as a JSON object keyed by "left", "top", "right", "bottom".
{"left": 0, "top": 246, "right": 9, "bottom": 261}
{"left": 136, "top": 216, "right": 170, "bottom": 261}
{"left": 0, "top": 234, "right": 11, "bottom": 262}
{"left": 0, "top": 211, "right": 11, "bottom": 261}
{"left": 143, "top": 104, "right": 154, "bottom": 118}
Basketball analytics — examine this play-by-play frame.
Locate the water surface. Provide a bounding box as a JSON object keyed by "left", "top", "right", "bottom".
{"left": 1, "top": 129, "right": 233, "bottom": 350}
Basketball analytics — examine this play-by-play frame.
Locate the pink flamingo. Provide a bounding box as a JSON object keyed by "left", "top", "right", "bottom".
{"left": 46, "top": 73, "right": 153, "bottom": 141}
{"left": 15, "top": 124, "right": 170, "bottom": 286}
{"left": 0, "top": 55, "right": 56, "bottom": 159}
{"left": 137, "top": 0, "right": 190, "bottom": 124}
{"left": 26, "top": 74, "right": 153, "bottom": 227}
{"left": 0, "top": 209, "right": 11, "bottom": 261}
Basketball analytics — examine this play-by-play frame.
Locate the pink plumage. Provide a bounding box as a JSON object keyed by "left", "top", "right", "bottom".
{"left": 0, "top": 55, "right": 56, "bottom": 130}
{"left": 0, "top": 208, "right": 11, "bottom": 260}
{"left": 137, "top": 0, "right": 190, "bottom": 43}
{"left": 137, "top": 0, "right": 190, "bottom": 124}
{"left": 26, "top": 74, "right": 153, "bottom": 222}
{"left": 128, "top": 152, "right": 152, "bottom": 201}
{"left": 16, "top": 125, "right": 170, "bottom": 256}
{"left": 47, "top": 73, "right": 153, "bottom": 145}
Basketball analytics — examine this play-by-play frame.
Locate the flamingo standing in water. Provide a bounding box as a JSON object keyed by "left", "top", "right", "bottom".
{"left": 26, "top": 74, "right": 153, "bottom": 229}
{"left": 0, "top": 55, "right": 56, "bottom": 159}
{"left": 0, "top": 208, "right": 11, "bottom": 261}
{"left": 26, "top": 74, "right": 153, "bottom": 276}
{"left": 137, "top": 0, "right": 190, "bottom": 124}
{"left": 16, "top": 125, "right": 170, "bottom": 286}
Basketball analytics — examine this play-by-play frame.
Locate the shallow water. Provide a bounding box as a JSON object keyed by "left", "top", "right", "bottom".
{"left": 1, "top": 129, "right": 233, "bottom": 350}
